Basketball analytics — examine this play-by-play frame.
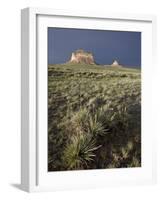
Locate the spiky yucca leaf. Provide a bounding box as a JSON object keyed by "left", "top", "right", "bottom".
{"left": 70, "top": 108, "right": 89, "bottom": 130}
{"left": 88, "top": 112, "right": 108, "bottom": 136}
{"left": 88, "top": 118, "right": 105, "bottom": 136}
{"left": 63, "top": 134, "right": 101, "bottom": 170}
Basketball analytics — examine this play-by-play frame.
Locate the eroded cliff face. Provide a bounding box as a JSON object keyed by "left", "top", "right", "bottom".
{"left": 68, "top": 49, "right": 122, "bottom": 67}
{"left": 69, "top": 49, "right": 95, "bottom": 64}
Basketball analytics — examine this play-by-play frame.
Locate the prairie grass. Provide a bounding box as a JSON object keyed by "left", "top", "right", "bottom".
{"left": 48, "top": 64, "right": 141, "bottom": 171}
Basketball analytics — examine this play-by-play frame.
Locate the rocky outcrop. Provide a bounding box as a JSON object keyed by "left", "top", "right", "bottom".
{"left": 111, "top": 60, "right": 122, "bottom": 67}
{"left": 69, "top": 49, "right": 95, "bottom": 65}
{"left": 68, "top": 49, "right": 123, "bottom": 67}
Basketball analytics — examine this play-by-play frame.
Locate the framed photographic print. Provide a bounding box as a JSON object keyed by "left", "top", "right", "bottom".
{"left": 21, "top": 7, "right": 156, "bottom": 192}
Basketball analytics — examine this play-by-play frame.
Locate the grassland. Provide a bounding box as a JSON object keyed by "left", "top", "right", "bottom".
{"left": 48, "top": 63, "right": 141, "bottom": 171}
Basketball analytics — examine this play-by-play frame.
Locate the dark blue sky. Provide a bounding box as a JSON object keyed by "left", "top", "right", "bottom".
{"left": 48, "top": 27, "right": 141, "bottom": 68}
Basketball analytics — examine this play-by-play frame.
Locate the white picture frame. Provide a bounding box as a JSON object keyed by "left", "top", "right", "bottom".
{"left": 21, "top": 7, "right": 157, "bottom": 192}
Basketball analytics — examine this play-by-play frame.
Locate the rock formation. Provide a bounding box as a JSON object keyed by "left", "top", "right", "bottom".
{"left": 111, "top": 60, "right": 122, "bottom": 67}
{"left": 68, "top": 49, "right": 123, "bottom": 67}
{"left": 69, "top": 49, "right": 95, "bottom": 65}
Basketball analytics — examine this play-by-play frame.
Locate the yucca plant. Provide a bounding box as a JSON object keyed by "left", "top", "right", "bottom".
{"left": 88, "top": 114, "right": 107, "bottom": 137}
{"left": 72, "top": 108, "right": 89, "bottom": 126}
{"left": 62, "top": 134, "right": 101, "bottom": 170}
{"left": 69, "top": 108, "right": 89, "bottom": 135}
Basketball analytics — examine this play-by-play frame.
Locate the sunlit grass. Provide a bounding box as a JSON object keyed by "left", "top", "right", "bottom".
{"left": 48, "top": 63, "right": 141, "bottom": 171}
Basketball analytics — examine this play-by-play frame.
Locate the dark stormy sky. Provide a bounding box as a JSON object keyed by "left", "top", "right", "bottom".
{"left": 48, "top": 27, "right": 141, "bottom": 68}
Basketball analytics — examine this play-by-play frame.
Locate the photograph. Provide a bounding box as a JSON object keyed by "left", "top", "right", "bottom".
{"left": 48, "top": 27, "right": 141, "bottom": 172}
